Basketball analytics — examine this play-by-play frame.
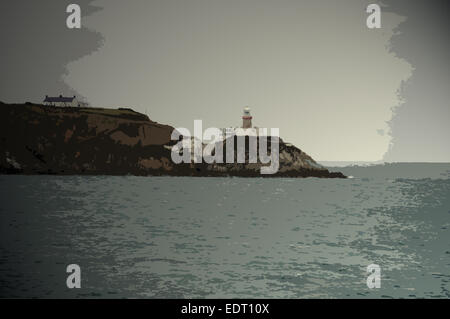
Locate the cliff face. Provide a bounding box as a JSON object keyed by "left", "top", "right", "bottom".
{"left": 0, "top": 102, "right": 345, "bottom": 178}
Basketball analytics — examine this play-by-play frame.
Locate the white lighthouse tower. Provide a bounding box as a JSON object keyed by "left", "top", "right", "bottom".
{"left": 242, "top": 106, "right": 252, "bottom": 129}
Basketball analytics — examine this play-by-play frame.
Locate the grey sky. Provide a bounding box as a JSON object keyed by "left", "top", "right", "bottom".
{"left": 1, "top": 1, "right": 448, "bottom": 162}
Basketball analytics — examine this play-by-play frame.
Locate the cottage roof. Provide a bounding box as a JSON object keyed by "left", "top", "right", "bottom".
{"left": 44, "top": 95, "right": 76, "bottom": 103}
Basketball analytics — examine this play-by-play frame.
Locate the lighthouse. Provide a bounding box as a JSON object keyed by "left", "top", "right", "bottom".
{"left": 242, "top": 106, "right": 252, "bottom": 129}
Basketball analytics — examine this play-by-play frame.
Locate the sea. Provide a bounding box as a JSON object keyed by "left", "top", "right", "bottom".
{"left": 0, "top": 163, "right": 449, "bottom": 298}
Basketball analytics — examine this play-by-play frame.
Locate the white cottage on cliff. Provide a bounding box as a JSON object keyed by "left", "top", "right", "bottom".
{"left": 43, "top": 95, "right": 87, "bottom": 107}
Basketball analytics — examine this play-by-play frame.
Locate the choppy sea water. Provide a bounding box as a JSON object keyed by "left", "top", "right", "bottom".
{"left": 0, "top": 163, "right": 449, "bottom": 298}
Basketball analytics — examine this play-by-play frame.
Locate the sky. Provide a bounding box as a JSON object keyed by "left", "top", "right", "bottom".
{"left": 1, "top": 0, "right": 448, "bottom": 162}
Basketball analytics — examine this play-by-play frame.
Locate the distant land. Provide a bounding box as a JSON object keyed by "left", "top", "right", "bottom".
{"left": 320, "top": 161, "right": 450, "bottom": 168}
{"left": 318, "top": 161, "right": 384, "bottom": 167}
{"left": 0, "top": 102, "right": 345, "bottom": 178}
{"left": 325, "top": 162, "right": 450, "bottom": 180}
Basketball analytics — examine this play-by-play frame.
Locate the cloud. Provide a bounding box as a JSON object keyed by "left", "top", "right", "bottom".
{"left": 0, "top": 1, "right": 103, "bottom": 103}
{"left": 383, "top": 0, "right": 450, "bottom": 162}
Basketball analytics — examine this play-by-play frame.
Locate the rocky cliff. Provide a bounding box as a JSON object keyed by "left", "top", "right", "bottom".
{"left": 0, "top": 102, "right": 345, "bottom": 178}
